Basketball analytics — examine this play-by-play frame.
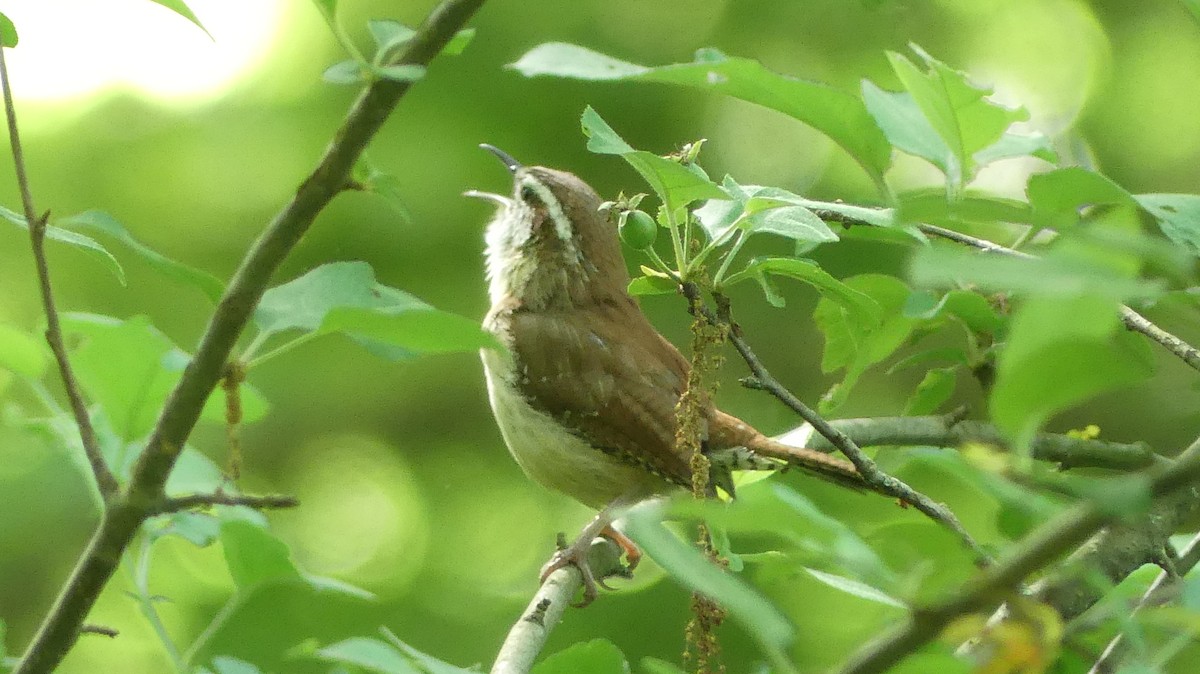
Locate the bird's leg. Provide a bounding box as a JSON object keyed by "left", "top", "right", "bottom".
{"left": 539, "top": 494, "right": 638, "bottom": 606}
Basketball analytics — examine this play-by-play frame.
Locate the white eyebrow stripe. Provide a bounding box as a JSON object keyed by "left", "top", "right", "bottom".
{"left": 520, "top": 175, "right": 573, "bottom": 243}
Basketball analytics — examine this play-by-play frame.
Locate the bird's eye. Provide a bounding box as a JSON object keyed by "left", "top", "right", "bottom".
{"left": 520, "top": 184, "right": 538, "bottom": 202}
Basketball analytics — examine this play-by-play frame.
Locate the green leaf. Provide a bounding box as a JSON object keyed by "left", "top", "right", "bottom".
{"left": 532, "top": 640, "right": 629, "bottom": 674}
{"left": 886, "top": 45, "right": 1028, "bottom": 185}
{"left": 207, "top": 657, "right": 263, "bottom": 674}
{"left": 1, "top": 205, "right": 125, "bottom": 284}
{"left": 316, "top": 638, "right": 419, "bottom": 674}
{"left": 628, "top": 275, "right": 678, "bottom": 296}
{"left": 146, "top": 0, "right": 212, "bottom": 39}
{"left": 0, "top": 12, "right": 17, "bottom": 47}
{"left": 909, "top": 245, "right": 1164, "bottom": 302}
{"left": 255, "top": 262, "right": 419, "bottom": 337}
{"left": 152, "top": 511, "right": 221, "bottom": 547}
{"left": 352, "top": 155, "right": 412, "bottom": 221}
{"left": 320, "top": 307, "right": 499, "bottom": 358}
{"left": 62, "top": 313, "right": 268, "bottom": 440}
{"left": 992, "top": 296, "right": 1154, "bottom": 440}
{"left": 323, "top": 60, "right": 365, "bottom": 85}
{"left": 372, "top": 64, "right": 426, "bottom": 83}
{"left": 379, "top": 628, "right": 475, "bottom": 674}
{"left": 640, "top": 658, "right": 686, "bottom": 674}
{"left": 903, "top": 289, "right": 1004, "bottom": 334}
{"left": 724, "top": 257, "right": 882, "bottom": 332}
{"left": 1134, "top": 194, "right": 1200, "bottom": 256}
{"left": 623, "top": 501, "right": 794, "bottom": 657}
{"left": 695, "top": 179, "right": 843, "bottom": 247}
{"left": 0, "top": 324, "right": 47, "bottom": 378}
{"left": 309, "top": 0, "right": 337, "bottom": 22}
{"left": 58, "top": 210, "right": 225, "bottom": 304}
{"left": 672, "top": 483, "right": 897, "bottom": 588}
{"left": 368, "top": 20, "right": 415, "bottom": 63}
{"left": 221, "top": 520, "right": 302, "bottom": 589}
{"left": 442, "top": 28, "right": 476, "bottom": 56}
{"left": 1026, "top": 167, "right": 1135, "bottom": 228}
{"left": 813, "top": 274, "right": 916, "bottom": 412}
{"left": 897, "top": 189, "right": 1033, "bottom": 228}
{"left": 974, "top": 130, "right": 1057, "bottom": 167}
{"left": 580, "top": 107, "right": 726, "bottom": 213}
{"left": 861, "top": 82, "right": 951, "bottom": 176}
{"left": 512, "top": 44, "right": 891, "bottom": 186}
{"left": 904, "top": 367, "right": 958, "bottom": 415}
{"left": 803, "top": 568, "right": 906, "bottom": 608}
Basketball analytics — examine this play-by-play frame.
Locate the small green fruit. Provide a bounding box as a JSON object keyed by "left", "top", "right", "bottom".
{"left": 620, "top": 210, "right": 657, "bottom": 249}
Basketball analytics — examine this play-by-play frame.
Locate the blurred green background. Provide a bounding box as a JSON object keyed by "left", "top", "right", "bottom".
{"left": 1, "top": 0, "right": 1199, "bottom": 672}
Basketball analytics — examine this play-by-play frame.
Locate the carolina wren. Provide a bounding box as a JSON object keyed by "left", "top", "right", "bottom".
{"left": 470, "top": 145, "right": 860, "bottom": 602}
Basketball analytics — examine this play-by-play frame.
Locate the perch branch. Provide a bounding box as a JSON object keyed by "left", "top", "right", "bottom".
{"left": 680, "top": 284, "right": 990, "bottom": 565}
{"left": 835, "top": 437, "right": 1200, "bottom": 674}
{"left": 0, "top": 46, "right": 118, "bottom": 499}
{"left": 11, "top": 2, "right": 488, "bottom": 672}
{"left": 491, "top": 539, "right": 624, "bottom": 674}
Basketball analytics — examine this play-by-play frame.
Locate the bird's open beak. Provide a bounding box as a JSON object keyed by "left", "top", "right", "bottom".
{"left": 465, "top": 143, "right": 523, "bottom": 207}
{"left": 479, "top": 143, "right": 522, "bottom": 173}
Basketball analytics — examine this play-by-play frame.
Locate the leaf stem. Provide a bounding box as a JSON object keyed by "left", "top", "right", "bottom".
{"left": 245, "top": 332, "right": 321, "bottom": 369}
{"left": 711, "top": 230, "right": 748, "bottom": 288}
{"left": 130, "top": 536, "right": 186, "bottom": 673}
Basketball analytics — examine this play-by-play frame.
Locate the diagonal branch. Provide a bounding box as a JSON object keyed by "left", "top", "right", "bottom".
{"left": 0, "top": 47, "right": 118, "bottom": 499}
{"left": 11, "top": 2, "right": 488, "bottom": 672}
{"left": 680, "top": 283, "right": 991, "bottom": 565}
{"left": 835, "top": 436, "right": 1200, "bottom": 674}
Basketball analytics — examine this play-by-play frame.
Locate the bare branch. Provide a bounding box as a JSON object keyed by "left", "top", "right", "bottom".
{"left": 155, "top": 491, "right": 298, "bottom": 514}
{"left": 491, "top": 539, "right": 624, "bottom": 674}
{"left": 0, "top": 46, "right": 118, "bottom": 499}
{"left": 11, "top": 2, "right": 489, "bottom": 671}
{"left": 835, "top": 438, "right": 1200, "bottom": 674}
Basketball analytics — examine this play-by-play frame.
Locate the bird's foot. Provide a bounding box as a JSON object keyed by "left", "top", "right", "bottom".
{"left": 539, "top": 526, "right": 640, "bottom": 607}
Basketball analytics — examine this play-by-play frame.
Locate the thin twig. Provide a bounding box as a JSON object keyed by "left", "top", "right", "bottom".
{"left": 78, "top": 625, "right": 118, "bottom": 638}
{"left": 154, "top": 491, "right": 298, "bottom": 514}
{"left": 11, "top": 2, "right": 489, "bottom": 671}
{"left": 0, "top": 47, "right": 118, "bottom": 499}
{"left": 491, "top": 539, "right": 624, "bottom": 674}
{"left": 836, "top": 437, "right": 1200, "bottom": 674}
{"left": 682, "top": 284, "right": 991, "bottom": 565}
{"left": 916, "top": 223, "right": 1200, "bottom": 373}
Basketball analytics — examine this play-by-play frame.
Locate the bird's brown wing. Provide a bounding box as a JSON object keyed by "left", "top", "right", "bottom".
{"left": 506, "top": 297, "right": 697, "bottom": 490}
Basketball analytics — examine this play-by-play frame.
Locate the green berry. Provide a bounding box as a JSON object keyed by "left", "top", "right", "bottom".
{"left": 620, "top": 210, "right": 657, "bottom": 249}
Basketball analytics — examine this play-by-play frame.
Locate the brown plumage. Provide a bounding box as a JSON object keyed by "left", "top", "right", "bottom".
{"left": 479, "top": 162, "right": 861, "bottom": 510}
